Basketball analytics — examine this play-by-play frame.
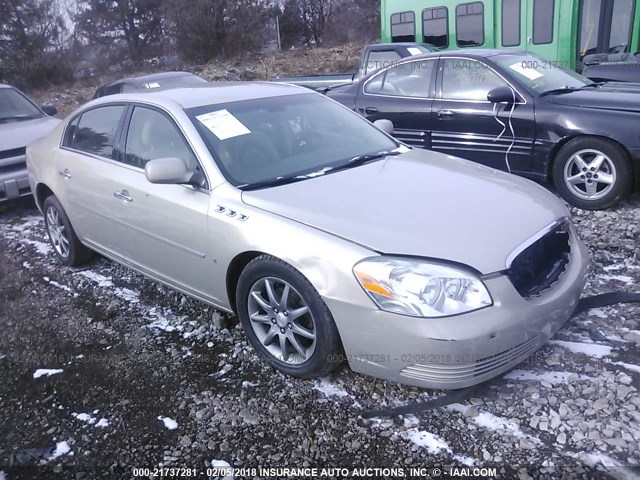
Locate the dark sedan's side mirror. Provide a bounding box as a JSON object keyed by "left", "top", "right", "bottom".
{"left": 487, "top": 86, "right": 517, "bottom": 104}
{"left": 41, "top": 104, "right": 57, "bottom": 116}
{"left": 145, "top": 157, "right": 199, "bottom": 186}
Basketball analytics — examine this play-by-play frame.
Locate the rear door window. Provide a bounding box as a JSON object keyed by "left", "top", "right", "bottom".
{"left": 365, "top": 60, "right": 436, "bottom": 98}
{"left": 71, "top": 105, "right": 126, "bottom": 158}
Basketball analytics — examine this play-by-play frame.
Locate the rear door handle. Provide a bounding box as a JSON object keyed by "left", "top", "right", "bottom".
{"left": 114, "top": 190, "right": 133, "bottom": 203}
{"left": 58, "top": 169, "right": 71, "bottom": 179}
{"left": 364, "top": 106, "right": 379, "bottom": 114}
{"left": 437, "top": 110, "right": 455, "bottom": 118}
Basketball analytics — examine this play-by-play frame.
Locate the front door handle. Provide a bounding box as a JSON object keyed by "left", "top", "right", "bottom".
{"left": 437, "top": 110, "right": 455, "bottom": 118}
{"left": 114, "top": 190, "right": 133, "bottom": 203}
{"left": 364, "top": 106, "right": 379, "bottom": 114}
{"left": 58, "top": 169, "right": 71, "bottom": 179}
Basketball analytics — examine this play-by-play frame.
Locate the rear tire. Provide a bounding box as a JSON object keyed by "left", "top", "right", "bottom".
{"left": 236, "top": 255, "right": 343, "bottom": 378}
{"left": 43, "top": 195, "right": 94, "bottom": 266}
{"left": 552, "top": 137, "right": 632, "bottom": 210}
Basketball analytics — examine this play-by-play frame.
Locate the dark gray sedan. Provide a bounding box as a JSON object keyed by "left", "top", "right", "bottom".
{"left": 0, "top": 84, "right": 59, "bottom": 202}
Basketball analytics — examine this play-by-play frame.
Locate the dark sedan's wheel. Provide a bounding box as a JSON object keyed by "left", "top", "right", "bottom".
{"left": 552, "top": 138, "right": 632, "bottom": 210}
{"left": 43, "top": 195, "right": 94, "bottom": 266}
{"left": 236, "top": 255, "right": 343, "bottom": 378}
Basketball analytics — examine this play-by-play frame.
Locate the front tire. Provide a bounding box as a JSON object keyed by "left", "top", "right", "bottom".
{"left": 43, "top": 195, "right": 94, "bottom": 266}
{"left": 552, "top": 138, "right": 632, "bottom": 210}
{"left": 236, "top": 255, "right": 343, "bottom": 378}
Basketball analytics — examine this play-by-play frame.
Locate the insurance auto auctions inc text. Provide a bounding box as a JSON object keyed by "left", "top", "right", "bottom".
{"left": 250, "top": 467, "right": 498, "bottom": 477}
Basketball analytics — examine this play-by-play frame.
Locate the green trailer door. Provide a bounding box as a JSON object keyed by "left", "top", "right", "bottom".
{"left": 524, "top": 0, "right": 561, "bottom": 61}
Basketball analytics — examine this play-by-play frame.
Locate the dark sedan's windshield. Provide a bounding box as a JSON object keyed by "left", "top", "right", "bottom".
{"left": 134, "top": 74, "right": 207, "bottom": 91}
{"left": 0, "top": 88, "right": 42, "bottom": 122}
{"left": 493, "top": 54, "right": 593, "bottom": 94}
{"left": 187, "top": 93, "right": 399, "bottom": 187}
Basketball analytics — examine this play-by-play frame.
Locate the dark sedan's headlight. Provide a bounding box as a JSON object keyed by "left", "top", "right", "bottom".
{"left": 354, "top": 257, "right": 492, "bottom": 318}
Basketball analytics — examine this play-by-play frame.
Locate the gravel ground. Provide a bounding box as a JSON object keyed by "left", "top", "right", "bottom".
{"left": 0, "top": 194, "right": 639, "bottom": 480}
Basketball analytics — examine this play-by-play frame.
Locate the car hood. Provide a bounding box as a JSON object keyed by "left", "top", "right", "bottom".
{"left": 0, "top": 116, "right": 60, "bottom": 152}
{"left": 544, "top": 84, "right": 640, "bottom": 112}
{"left": 242, "top": 149, "right": 568, "bottom": 274}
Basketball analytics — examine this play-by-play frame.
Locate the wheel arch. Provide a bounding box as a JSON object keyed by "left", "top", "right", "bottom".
{"left": 226, "top": 250, "right": 265, "bottom": 315}
{"left": 35, "top": 183, "right": 55, "bottom": 212}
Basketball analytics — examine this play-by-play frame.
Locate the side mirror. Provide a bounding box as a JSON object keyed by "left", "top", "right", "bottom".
{"left": 145, "top": 157, "right": 203, "bottom": 187}
{"left": 487, "top": 86, "right": 517, "bottom": 104}
{"left": 373, "top": 119, "right": 394, "bottom": 135}
{"left": 41, "top": 104, "right": 57, "bottom": 116}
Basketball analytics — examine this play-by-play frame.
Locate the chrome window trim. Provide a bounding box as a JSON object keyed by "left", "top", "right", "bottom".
{"left": 59, "top": 101, "right": 212, "bottom": 193}
{"left": 438, "top": 56, "right": 528, "bottom": 105}
{"left": 59, "top": 146, "right": 211, "bottom": 195}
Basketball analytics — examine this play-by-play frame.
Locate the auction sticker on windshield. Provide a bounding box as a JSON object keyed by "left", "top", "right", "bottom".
{"left": 196, "top": 109, "right": 252, "bottom": 140}
{"left": 508, "top": 62, "right": 544, "bottom": 80}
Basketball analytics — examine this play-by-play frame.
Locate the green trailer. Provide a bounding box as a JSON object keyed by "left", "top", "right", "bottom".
{"left": 380, "top": 0, "right": 640, "bottom": 71}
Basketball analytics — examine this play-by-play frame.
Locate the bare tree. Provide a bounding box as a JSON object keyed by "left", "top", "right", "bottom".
{"left": 0, "top": 0, "right": 69, "bottom": 86}
{"left": 164, "top": 0, "right": 269, "bottom": 62}
{"left": 75, "top": 0, "right": 165, "bottom": 69}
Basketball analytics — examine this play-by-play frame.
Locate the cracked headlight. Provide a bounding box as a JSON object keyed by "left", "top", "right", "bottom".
{"left": 354, "top": 257, "right": 492, "bottom": 317}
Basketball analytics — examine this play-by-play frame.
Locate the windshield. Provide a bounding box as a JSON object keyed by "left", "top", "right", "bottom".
{"left": 0, "top": 88, "right": 42, "bottom": 121}
{"left": 492, "top": 54, "right": 593, "bottom": 94}
{"left": 136, "top": 74, "right": 207, "bottom": 91}
{"left": 187, "top": 93, "right": 399, "bottom": 187}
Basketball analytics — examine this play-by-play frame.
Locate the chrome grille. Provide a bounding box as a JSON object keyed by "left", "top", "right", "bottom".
{"left": 400, "top": 336, "right": 540, "bottom": 385}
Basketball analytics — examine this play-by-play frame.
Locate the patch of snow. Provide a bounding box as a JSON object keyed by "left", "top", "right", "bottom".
{"left": 504, "top": 370, "right": 589, "bottom": 384}
{"left": 598, "top": 274, "right": 634, "bottom": 285}
{"left": 211, "top": 460, "right": 235, "bottom": 480}
{"left": 46, "top": 279, "right": 74, "bottom": 294}
{"left": 22, "top": 261, "right": 32, "bottom": 269}
{"left": 158, "top": 416, "right": 178, "bottom": 430}
{"left": 71, "top": 412, "right": 110, "bottom": 428}
{"left": 23, "top": 239, "right": 52, "bottom": 255}
{"left": 549, "top": 340, "right": 612, "bottom": 358}
{"left": 76, "top": 271, "right": 114, "bottom": 288}
{"left": 211, "top": 364, "right": 233, "bottom": 379}
{"left": 33, "top": 369, "right": 63, "bottom": 379}
{"left": 448, "top": 404, "right": 541, "bottom": 444}
{"left": 114, "top": 287, "right": 139, "bottom": 303}
{"left": 402, "top": 417, "right": 476, "bottom": 465}
{"left": 241, "top": 381, "right": 259, "bottom": 388}
{"left": 313, "top": 378, "right": 362, "bottom": 408}
{"left": 403, "top": 419, "right": 450, "bottom": 454}
{"left": 588, "top": 308, "right": 608, "bottom": 319}
{"left": 47, "top": 441, "right": 72, "bottom": 461}
{"left": 603, "top": 264, "right": 623, "bottom": 272}
{"left": 95, "top": 418, "right": 110, "bottom": 428}
{"left": 610, "top": 361, "right": 640, "bottom": 374}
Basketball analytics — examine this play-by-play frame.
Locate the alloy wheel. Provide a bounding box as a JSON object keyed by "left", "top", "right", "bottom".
{"left": 46, "top": 206, "right": 70, "bottom": 258}
{"left": 563, "top": 149, "right": 617, "bottom": 201}
{"left": 247, "top": 277, "right": 316, "bottom": 365}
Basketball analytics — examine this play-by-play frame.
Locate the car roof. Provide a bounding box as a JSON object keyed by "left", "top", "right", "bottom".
{"left": 103, "top": 71, "right": 197, "bottom": 88}
{"left": 0, "top": 84, "right": 14, "bottom": 89}
{"left": 91, "top": 81, "right": 311, "bottom": 110}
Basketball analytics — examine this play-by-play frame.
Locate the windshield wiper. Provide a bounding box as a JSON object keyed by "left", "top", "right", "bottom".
{"left": 539, "top": 87, "right": 579, "bottom": 97}
{"left": 0, "top": 114, "right": 40, "bottom": 123}
{"left": 328, "top": 150, "right": 403, "bottom": 174}
{"left": 239, "top": 176, "right": 308, "bottom": 191}
{"left": 540, "top": 82, "right": 605, "bottom": 96}
{"left": 578, "top": 82, "right": 606, "bottom": 89}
